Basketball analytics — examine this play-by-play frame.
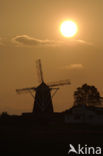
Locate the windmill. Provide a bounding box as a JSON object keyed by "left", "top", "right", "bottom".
{"left": 16, "top": 59, "right": 71, "bottom": 113}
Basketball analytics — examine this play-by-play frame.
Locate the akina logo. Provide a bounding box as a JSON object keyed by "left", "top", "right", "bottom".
{"left": 68, "top": 144, "right": 102, "bottom": 155}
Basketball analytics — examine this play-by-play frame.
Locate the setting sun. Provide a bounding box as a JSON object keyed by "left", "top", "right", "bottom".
{"left": 60, "top": 21, "right": 78, "bottom": 38}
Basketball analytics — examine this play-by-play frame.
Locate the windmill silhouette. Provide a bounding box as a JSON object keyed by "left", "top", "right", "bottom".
{"left": 16, "top": 59, "right": 71, "bottom": 113}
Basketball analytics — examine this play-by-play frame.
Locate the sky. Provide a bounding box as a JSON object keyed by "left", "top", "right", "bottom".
{"left": 0, "top": 0, "right": 103, "bottom": 114}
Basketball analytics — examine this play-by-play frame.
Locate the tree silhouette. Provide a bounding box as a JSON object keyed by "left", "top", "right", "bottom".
{"left": 74, "top": 84, "right": 102, "bottom": 106}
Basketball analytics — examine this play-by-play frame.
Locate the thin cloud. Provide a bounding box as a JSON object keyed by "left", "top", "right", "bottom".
{"left": 76, "top": 40, "right": 93, "bottom": 46}
{"left": 0, "top": 35, "right": 93, "bottom": 47}
{"left": 61, "top": 39, "right": 93, "bottom": 47}
{"left": 63, "top": 64, "right": 84, "bottom": 70}
{"left": 11, "top": 35, "right": 92, "bottom": 47}
{"left": 12, "top": 35, "right": 56, "bottom": 47}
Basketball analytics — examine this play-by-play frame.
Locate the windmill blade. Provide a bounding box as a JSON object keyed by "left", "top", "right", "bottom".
{"left": 36, "top": 59, "right": 44, "bottom": 84}
{"left": 51, "top": 88, "right": 59, "bottom": 98}
{"left": 16, "top": 87, "right": 36, "bottom": 94}
{"left": 48, "top": 79, "right": 71, "bottom": 87}
{"left": 50, "top": 87, "right": 59, "bottom": 90}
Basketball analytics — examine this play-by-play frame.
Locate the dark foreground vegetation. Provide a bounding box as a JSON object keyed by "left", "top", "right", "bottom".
{"left": 0, "top": 113, "right": 103, "bottom": 156}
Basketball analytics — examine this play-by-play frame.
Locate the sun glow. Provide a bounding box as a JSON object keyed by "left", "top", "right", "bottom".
{"left": 60, "top": 21, "right": 78, "bottom": 38}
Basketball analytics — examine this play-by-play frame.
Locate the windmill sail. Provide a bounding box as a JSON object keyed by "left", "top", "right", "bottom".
{"left": 16, "top": 87, "right": 36, "bottom": 93}
{"left": 47, "top": 79, "right": 71, "bottom": 87}
{"left": 36, "top": 59, "right": 44, "bottom": 84}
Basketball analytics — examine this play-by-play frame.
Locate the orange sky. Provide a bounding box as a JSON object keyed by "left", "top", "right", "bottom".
{"left": 0, "top": 0, "right": 103, "bottom": 114}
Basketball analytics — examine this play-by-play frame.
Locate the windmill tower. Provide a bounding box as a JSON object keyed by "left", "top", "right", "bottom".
{"left": 16, "top": 59, "right": 71, "bottom": 114}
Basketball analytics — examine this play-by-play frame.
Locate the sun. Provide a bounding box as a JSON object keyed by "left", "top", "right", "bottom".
{"left": 60, "top": 20, "right": 78, "bottom": 38}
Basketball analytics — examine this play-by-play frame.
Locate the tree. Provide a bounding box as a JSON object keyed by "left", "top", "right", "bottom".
{"left": 74, "top": 84, "right": 102, "bottom": 106}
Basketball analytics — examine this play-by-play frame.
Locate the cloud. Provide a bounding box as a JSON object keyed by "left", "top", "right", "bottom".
{"left": 0, "top": 35, "right": 93, "bottom": 48}
{"left": 61, "top": 39, "right": 93, "bottom": 47}
{"left": 63, "top": 64, "right": 84, "bottom": 70}
{"left": 11, "top": 35, "right": 92, "bottom": 47}
{"left": 76, "top": 40, "right": 93, "bottom": 46}
{"left": 12, "top": 35, "right": 56, "bottom": 47}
